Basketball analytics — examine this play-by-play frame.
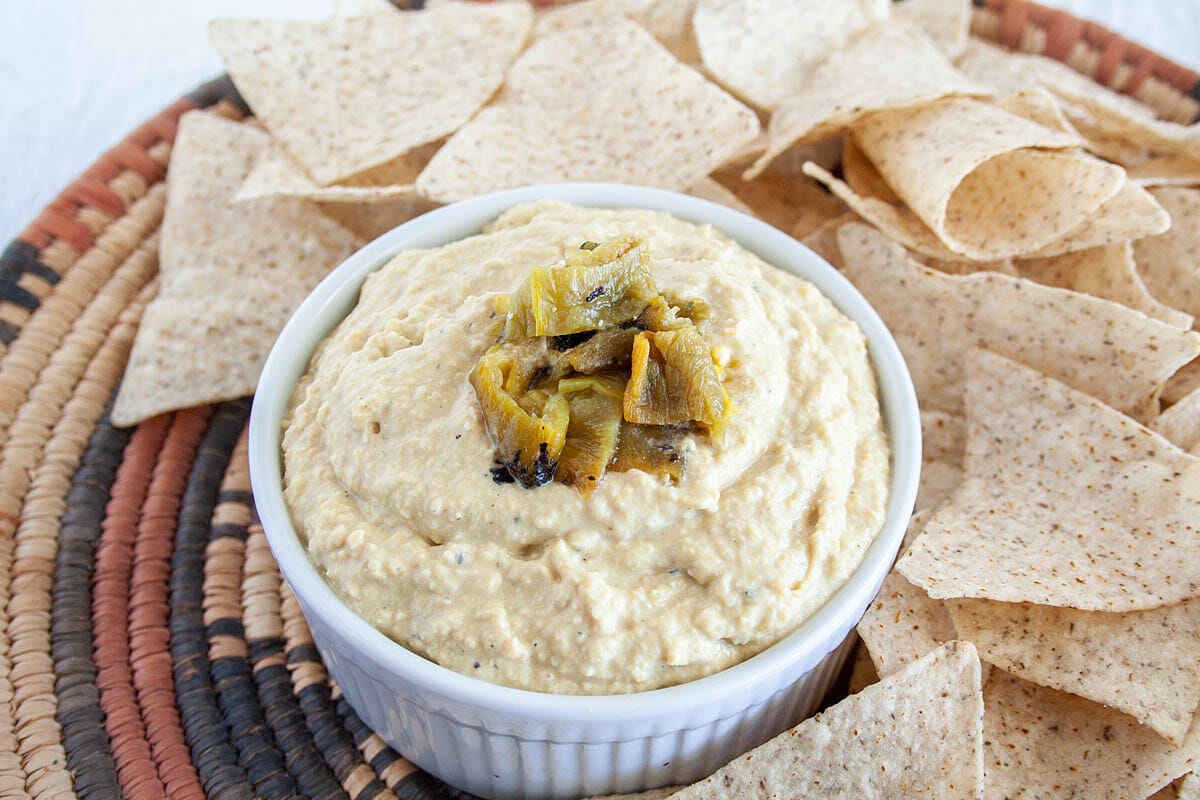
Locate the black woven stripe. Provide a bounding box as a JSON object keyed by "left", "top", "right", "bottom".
{"left": 394, "top": 771, "right": 475, "bottom": 800}
{"left": 0, "top": 318, "right": 16, "bottom": 345}
{"left": 217, "top": 489, "right": 255, "bottom": 506}
{"left": 249, "top": 651, "right": 346, "bottom": 800}
{"left": 206, "top": 617, "right": 244, "bottom": 639}
{"left": 52, "top": 399, "right": 129, "bottom": 800}
{"left": 211, "top": 654, "right": 300, "bottom": 800}
{"left": 293, "top": 680, "right": 386, "bottom": 799}
{"left": 0, "top": 240, "right": 60, "bottom": 285}
{"left": 169, "top": 399, "right": 253, "bottom": 800}
{"left": 1189, "top": 79, "right": 1200, "bottom": 121}
{"left": 0, "top": 279, "right": 39, "bottom": 311}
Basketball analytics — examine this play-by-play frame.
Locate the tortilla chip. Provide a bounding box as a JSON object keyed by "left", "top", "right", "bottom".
{"left": 235, "top": 140, "right": 421, "bottom": 203}
{"left": 835, "top": 223, "right": 1200, "bottom": 416}
{"left": 957, "top": 39, "right": 1200, "bottom": 162}
{"left": 1182, "top": 774, "right": 1200, "bottom": 800}
{"left": 586, "top": 789, "right": 681, "bottom": 800}
{"left": 800, "top": 213, "right": 856, "bottom": 270}
{"left": 532, "top": 0, "right": 700, "bottom": 64}
{"left": 749, "top": 22, "right": 983, "bottom": 176}
{"left": 670, "top": 641, "right": 984, "bottom": 799}
{"left": 1153, "top": 387, "right": 1200, "bottom": 452}
{"left": 919, "top": 410, "right": 964, "bottom": 511}
{"left": 994, "top": 87, "right": 1080, "bottom": 137}
{"left": 209, "top": 4, "right": 532, "bottom": 185}
{"left": 685, "top": 177, "right": 754, "bottom": 216}
{"left": 841, "top": 137, "right": 900, "bottom": 204}
{"left": 898, "top": 350, "right": 1200, "bottom": 611}
{"left": 111, "top": 112, "right": 362, "bottom": 427}
{"left": 1129, "top": 155, "right": 1200, "bottom": 187}
{"left": 847, "top": 640, "right": 880, "bottom": 694}
{"left": 893, "top": 0, "right": 968, "bottom": 59}
{"left": 319, "top": 194, "right": 440, "bottom": 241}
{"left": 1028, "top": 180, "right": 1171, "bottom": 257}
{"left": 711, "top": 162, "right": 847, "bottom": 239}
{"left": 1134, "top": 188, "right": 1200, "bottom": 322}
{"left": 416, "top": 20, "right": 760, "bottom": 203}
{"left": 857, "top": 569, "right": 956, "bottom": 681}
{"left": 692, "top": 0, "right": 889, "bottom": 111}
{"left": 1017, "top": 243, "right": 1194, "bottom": 330}
{"left": 852, "top": 98, "right": 1125, "bottom": 259}
{"left": 984, "top": 668, "right": 1200, "bottom": 799}
{"left": 948, "top": 597, "right": 1200, "bottom": 742}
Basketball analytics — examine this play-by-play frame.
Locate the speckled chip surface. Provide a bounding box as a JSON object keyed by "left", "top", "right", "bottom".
{"left": 898, "top": 350, "right": 1200, "bottom": 611}
{"left": 415, "top": 19, "right": 760, "bottom": 204}
{"left": 668, "top": 641, "right": 984, "bottom": 799}
{"left": 836, "top": 222, "right": 1200, "bottom": 416}
{"left": 111, "top": 111, "right": 362, "bottom": 427}
{"left": 209, "top": 4, "right": 532, "bottom": 186}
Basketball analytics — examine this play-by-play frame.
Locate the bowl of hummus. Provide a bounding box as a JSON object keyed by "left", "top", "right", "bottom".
{"left": 249, "top": 183, "right": 920, "bottom": 800}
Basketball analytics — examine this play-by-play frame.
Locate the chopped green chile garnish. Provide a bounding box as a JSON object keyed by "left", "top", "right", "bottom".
{"left": 504, "top": 235, "right": 657, "bottom": 339}
{"left": 609, "top": 421, "right": 686, "bottom": 481}
{"left": 472, "top": 343, "right": 569, "bottom": 487}
{"left": 472, "top": 235, "right": 735, "bottom": 492}
{"left": 557, "top": 375, "right": 625, "bottom": 496}
{"left": 624, "top": 326, "right": 733, "bottom": 444}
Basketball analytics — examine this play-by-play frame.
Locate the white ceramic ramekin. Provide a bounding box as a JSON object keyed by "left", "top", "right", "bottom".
{"left": 249, "top": 183, "right": 920, "bottom": 800}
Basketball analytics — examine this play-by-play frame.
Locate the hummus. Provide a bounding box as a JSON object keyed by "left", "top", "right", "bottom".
{"left": 282, "top": 201, "right": 890, "bottom": 694}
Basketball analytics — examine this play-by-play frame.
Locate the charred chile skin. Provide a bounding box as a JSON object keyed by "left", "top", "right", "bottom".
{"left": 493, "top": 442, "right": 557, "bottom": 488}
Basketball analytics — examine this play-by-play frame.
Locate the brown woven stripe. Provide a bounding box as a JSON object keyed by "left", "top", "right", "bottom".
{"left": 10, "top": 277, "right": 153, "bottom": 800}
{"left": 973, "top": 0, "right": 1200, "bottom": 123}
{"left": 0, "top": 230, "right": 158, "bottom": 798}
{"left": 130, "top": 407, "right": 211, "bottom": 800}
{"left": 0, "top": 187, "right": 164, "bottom": 444}
{"left": 19, "top": 97, "right": 195, "bottom": 254}
{"left": 94, "top": 414, "right": 170, "bottom": 800}
{"left": 168, "top": 400, "right": 253, "bottom": 800}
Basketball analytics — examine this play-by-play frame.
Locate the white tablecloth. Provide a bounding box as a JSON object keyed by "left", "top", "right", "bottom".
{"left": 1, "top": 0, "right": 1197, "bottom": 245}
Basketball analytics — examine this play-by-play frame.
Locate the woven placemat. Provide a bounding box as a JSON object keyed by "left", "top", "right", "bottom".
{"left": 0, "top": 2, "right": 1196, "bottom": 798}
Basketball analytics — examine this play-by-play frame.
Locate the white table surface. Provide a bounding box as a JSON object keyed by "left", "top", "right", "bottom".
{"left": 1, "top": 0, "right": 1197, "bottom": 246}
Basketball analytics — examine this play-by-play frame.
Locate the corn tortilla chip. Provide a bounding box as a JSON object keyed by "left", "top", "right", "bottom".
{"left": 898, "top": 350, "right": 1200, "bottom": 611}
{"left": 587, "top": 789, "right": 681, "bottom": 800}
{"left": 1153, "top": 387, "right": 1200, "bottom": 453}
{"left": 209, "top": 4, "right": 532, "bottom": 186}
{"left": 112, "top": 112, "right": 362, "bottom": 427}
{"left": 669, "top": 641, "right": 984, "bottom": 799}
{"left": 1028, "top": 179, "right": 1171, "bottom": 257}
{"left": 847, "top": 640, "right": 880, "bottom": 694}
{"left": 1166, "top": 360, "right": 1200, "bottom": 406}
{"left": 994, "top": 87, "right": 1080, "bottom": 137}
{"left": 532, "top": 0, "right": 700, "bottom": 64}
{"left": 1134, "top": 187, "right": 1200, "bottom": 323}
{"left": 857, "top": 568, "right": 956, "bottom": 680}
{"left": 894, "top": 0, "right": 969, "bottom": 59}
{"left": 799, "top": 213, "right": 856, "bottom": 271}
{"left": 1182, "top": 774, "right": 1200, "bottom": 800}
{"left": 235, "top": 140, "right": 418, "bottom": 203}
{"left": 984, "top": 668, "right": 1200, "bottom": 799}
{"left": 1017, "top": 243, "right": 1194, "bottom": 330}
{"left": 711, "top": 162, "right": 847, "bottom": 239}
{"left": 748, "top": 22, "right": 984, "bottom": 177}
{"left": 835, "top": 223, "right": 1200, "bottom": 416}
{"left": 319, "top": 194, "right": 440, "bottom": 241}
{"left": 948, "top": 597, "right": 1200, "bottom": 742}
{"left": 919, "top": 411, "right": 964, "bottom": 511}
{"left": 684, "top": 178, "right": 754, "bottom": 216}
{"left": 416, "top": 20, "right": 759, "bottom": 203}
{"left": 852, "top": 98, "right": 1125, "bottom": 259}
{"left": 841, "top": 137, "right": 900, "bottom": 205}
{"left": 693, "top": 0, "right": 889, "bottom": 111}
{"left": 957, "top": 39, "right": 1200, "bottom": 162}
{"left": 1129, "top": 156, "right": 1200, "bottom": 187}
{"left": 808, "top": 159, "right": 1169, "bottom": 264}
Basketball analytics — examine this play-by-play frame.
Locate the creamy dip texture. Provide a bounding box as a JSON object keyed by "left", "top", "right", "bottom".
{"left": 282, "top": 201, "right": 890, "bottom": 694}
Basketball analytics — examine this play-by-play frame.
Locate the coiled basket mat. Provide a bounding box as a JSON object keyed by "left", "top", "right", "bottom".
{"left": 1, "top": 1, "right": 1197, "bottom": 799}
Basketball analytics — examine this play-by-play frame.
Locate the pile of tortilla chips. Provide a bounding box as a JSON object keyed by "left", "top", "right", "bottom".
{"left": 109, "top": 0, "right": 1200, "bottom": 795}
